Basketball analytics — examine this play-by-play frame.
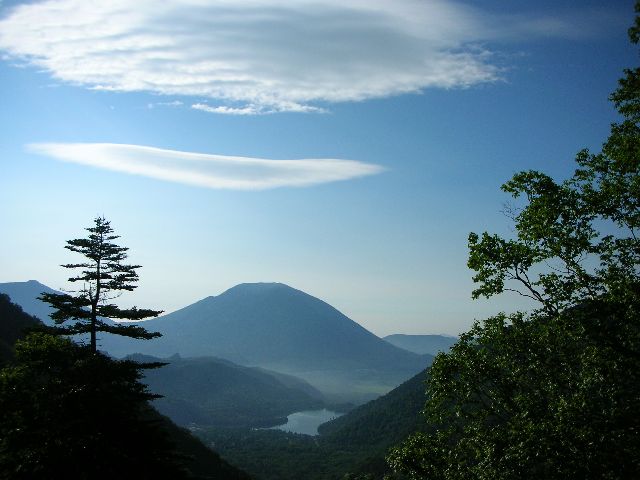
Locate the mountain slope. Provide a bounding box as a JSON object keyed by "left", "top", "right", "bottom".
{"left": 383, "top": 334, "right": 458, "bottom": 356}
{"left": 0, "top": 280, "right": 59, "bottom": 324}
{"left": 149, "top": 411, "right": 253, "bottom": 480}
{"left": 0, "top": 292, "right": 252, "bottom": 479}
{"left": 318, "top": 367, "right": 428, "bottom": 443}
{"left": 0, "top": 293, "right": 43, "bottom": 363}
{"left": 0, "top": 280, "right": 134, "bottom": 351}
{"left": 104, "top": 283, "right": 433, "bottom": 402}
{"left": 318, "top": 367, "right": 430, "bottom": 477}
{"left": 129, "top": 353, "right": 325, "bottom": 428}
{"left": 197, "top": 368, "right": 431, "bottom": 480}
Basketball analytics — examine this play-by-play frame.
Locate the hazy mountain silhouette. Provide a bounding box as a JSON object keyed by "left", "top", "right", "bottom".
{"left": 0, "top": 280, "right": 59, "bottom": 324}
{"left": 3, "top": 281, "right": 433, "bottom": 402}
{"left": 0, "top": 280, "right": 120, "bottom": 348}
{"left": 383, "top": 334, "right": 457, "bottom": 356}
{"left": 0, "top": 293, "right": 43, "bottom": 362}
{"left": 106, "top": 283, "right": 433, "bottom": 402}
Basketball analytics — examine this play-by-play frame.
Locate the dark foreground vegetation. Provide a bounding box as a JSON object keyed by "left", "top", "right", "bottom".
{"left": 0, "top": 220, "right": 251, "bottom": 479}
{"left": 0, "top": 295, "right": 250, "bottom": 479}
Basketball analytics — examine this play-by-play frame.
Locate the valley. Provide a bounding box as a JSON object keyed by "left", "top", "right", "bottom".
{"left": 268, "top": 409, "right": 344, "bottom": 436}
{"left": 192, "top": 368, "right": 430, "bottom": 480}
{"left": 0, "top": 279, "right": 443, "bottom": 479}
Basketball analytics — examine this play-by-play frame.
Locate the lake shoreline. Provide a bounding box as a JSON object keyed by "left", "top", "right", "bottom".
{"left": 267, "top": 408, "right": 344, "bottom": 436}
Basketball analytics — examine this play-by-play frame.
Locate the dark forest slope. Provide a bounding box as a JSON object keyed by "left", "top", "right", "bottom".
{"left": 0, "top": 294, "right": 252, "bottom": 479}
{"left": 0, "top": 292, "right": 42, "bottom": 362}
{"left": 130, "top": 353, "right": 324, "bottom": 428}
{"left": 0, "top": 280, "right": 58, "bottom": 323}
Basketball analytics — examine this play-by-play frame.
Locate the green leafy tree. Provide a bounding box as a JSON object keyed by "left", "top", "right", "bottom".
{"left": 388, "top": 3, "right": 640, "bottom": 479}
{"left": 388, "top": 305, "right": 640, "bottom": 480}
{"left": 39, "top": 216, "right": 161, "bottom": 352}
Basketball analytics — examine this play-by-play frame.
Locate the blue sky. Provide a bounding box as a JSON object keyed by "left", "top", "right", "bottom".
{"left": 0, "top": 0, "right": 636, "bottom": 336}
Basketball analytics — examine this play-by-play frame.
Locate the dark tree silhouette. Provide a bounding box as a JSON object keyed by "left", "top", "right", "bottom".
{"left": 0, "top": 333, "right": 189, "bottom": 479}
{"left": 39, "top": 216, "right": 162, "bottom": 352}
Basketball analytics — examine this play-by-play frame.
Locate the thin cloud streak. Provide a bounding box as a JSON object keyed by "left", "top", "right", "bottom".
{"left": 0, "top": 0, "right": 592, "bottom": 113}
{"left": 192, "top": 103, "right": 263, "bottom": 116}
{"left": 191, "top": 102, "right": 325, "bottom": 115}
{"left": 27, "top": 143, "right": 384, "bottom": 190}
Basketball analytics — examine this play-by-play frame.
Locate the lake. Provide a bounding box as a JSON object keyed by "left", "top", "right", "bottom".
{"left": 271, "top": 408, "right": 343, "bottom": 436}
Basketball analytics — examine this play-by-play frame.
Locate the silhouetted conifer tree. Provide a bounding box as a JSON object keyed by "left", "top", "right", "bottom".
{"left": 39, "top": 216, "right": 162, "bottom": 352}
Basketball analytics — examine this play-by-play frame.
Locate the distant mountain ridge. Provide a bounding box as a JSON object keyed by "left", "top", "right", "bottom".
{"left": 383, "top": 334, "right": 458, "bottom": 356}
{"left": 0, "top": 293, "right": 43, "bottom": 362}
{"left": 104, "top": 282, "right": 433, "bottom": 402}
{"left": 0, "top": 280, "right": 59, "bottom": 324}
{"left": 121, "top": 283, "right": 425, "bottom": 365}
{"left": 0, "top": 280, "right": 119, "bottom": 347}
{"left": 1, "top": 280, "right": 433, "bottom": 403}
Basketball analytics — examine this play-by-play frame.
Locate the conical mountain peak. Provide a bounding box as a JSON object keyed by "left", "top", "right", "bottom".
{"left": 104, "top": 282, "right": 429, "bottom": 388}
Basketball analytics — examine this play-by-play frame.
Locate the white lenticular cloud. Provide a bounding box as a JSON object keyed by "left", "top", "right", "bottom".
{"left": 27, "top": 143, "right": 384, "bottom": 190}
{"left": 0, "top": 0, "right": 579, "bottom": 113}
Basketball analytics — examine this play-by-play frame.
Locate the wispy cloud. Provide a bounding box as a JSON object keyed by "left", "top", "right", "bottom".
{"left": 192, "top": 103, "right": 264, "bottom": 116}
{"left": 147, "top": 100, "right": 183, "bottom": 109}
{"left": 27, "top": 142, "right": 384, "bottom": 190}
{"left": 0, "top": 0, "right": 593, "bottom": 113}
{"left": 191, "top": 102, "right": 325, "bottom": 115}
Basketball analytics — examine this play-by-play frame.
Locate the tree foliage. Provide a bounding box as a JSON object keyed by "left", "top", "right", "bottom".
{"left": 388, "top": 305, "right": 640, "bottom": 480}
{"left": 0, "top": 333, "right": 189, "bottom": 479}
{"left": 39, "top": 216, "right": 162, "bottom": 352}
{"left": 388, "top": 4, "right": 640, "bottom": 479}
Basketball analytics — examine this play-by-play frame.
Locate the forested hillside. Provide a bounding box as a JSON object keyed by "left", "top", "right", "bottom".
{"left": 195, "top": 369, "right": 429, "bottom": 480}
{"left": 0, "top": 290, "right": 251, "bottom": 479}
{"left": 131, "top": 353, "right": 325, "bottom": 428}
